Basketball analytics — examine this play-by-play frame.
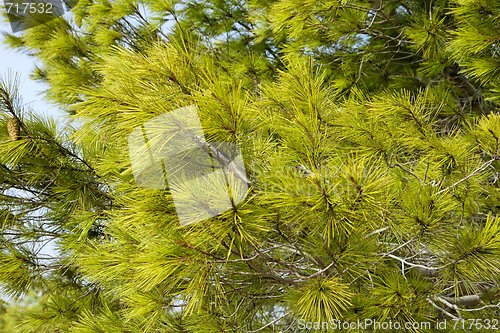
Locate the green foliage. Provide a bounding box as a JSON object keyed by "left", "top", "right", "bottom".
{"left": 292, "top": 278, "right": 352, "bottom": 322}
{"left": 1, "top": 0, "right": 499, "bottom": 332}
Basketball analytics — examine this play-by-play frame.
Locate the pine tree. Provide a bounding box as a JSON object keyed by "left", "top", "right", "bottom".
{"left": 1, "top": 0, "right": 499, "bottom": 332}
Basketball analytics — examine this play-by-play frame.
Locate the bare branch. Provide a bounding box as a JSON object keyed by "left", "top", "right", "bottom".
{"left": 436, "top": 159, "right": 497, "bottom": 195}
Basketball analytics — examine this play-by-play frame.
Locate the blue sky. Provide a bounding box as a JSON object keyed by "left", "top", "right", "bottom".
{"left": 0, "top": 19, "right": 64, "bottom": 119}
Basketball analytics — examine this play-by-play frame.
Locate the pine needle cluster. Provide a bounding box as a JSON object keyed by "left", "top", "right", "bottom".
{"left": 1, "top": 0, "right": 499, "bottom": 332}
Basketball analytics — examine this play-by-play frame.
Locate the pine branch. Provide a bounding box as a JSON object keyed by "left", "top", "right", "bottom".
{"left": 435, "top": 158, "right": 497, "bottom": 195}
{"left": 245, "top": 311, "right": 291, "bottom": 333}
